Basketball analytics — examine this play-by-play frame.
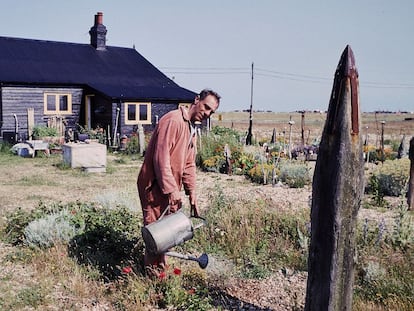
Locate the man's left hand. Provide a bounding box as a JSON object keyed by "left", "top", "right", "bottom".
{"left": 189, "top": 193, "right": 199, "bottom": 217}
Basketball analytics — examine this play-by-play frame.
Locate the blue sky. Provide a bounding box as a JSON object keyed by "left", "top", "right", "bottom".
{"left": 1, "top": 1, "right": 414, "bottom": 112}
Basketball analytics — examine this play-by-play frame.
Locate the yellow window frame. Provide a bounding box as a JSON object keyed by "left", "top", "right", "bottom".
{"left": 125, "top": 102, "right": 152, "bottom": 125}
{"left": 44, "top": 93, "right": 72, "bottom": 115}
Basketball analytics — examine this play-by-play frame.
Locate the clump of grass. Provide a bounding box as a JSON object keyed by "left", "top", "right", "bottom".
{"left": 13, "top": 286, "right": 48, "bottom": 309}
{"left": 94, "top": 190, "right": 140, "bottom": 212}
{"left": 355, "top": 197, "right": 414, "bottom": 309}
{"left": 186, "top": 185, "right": 310, "bottom": 277}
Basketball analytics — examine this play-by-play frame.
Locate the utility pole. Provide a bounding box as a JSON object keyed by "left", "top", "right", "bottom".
{"left": 246, "top": 62, "right": 254, "bottom": 145}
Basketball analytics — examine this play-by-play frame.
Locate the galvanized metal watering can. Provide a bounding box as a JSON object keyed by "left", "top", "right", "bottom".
{"left": 141, "top": 206, "right": 208, "bottom": 269}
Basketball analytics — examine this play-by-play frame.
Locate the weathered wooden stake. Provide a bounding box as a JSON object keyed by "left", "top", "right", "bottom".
{"left": 305, "top": 45, "right": 364, "bottom": 311}
{"left": 407, "top": 137, "right": 414, "bottom": 210}
{"left": 138, "top": 123, "right": 145, "bottom": 156}
{"left": 301, "top": 111, "right": 305, "bottom": 150}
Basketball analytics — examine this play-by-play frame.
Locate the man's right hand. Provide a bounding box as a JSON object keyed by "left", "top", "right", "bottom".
{"left": 168, "top": 190, "right": 182, "bottom": 211}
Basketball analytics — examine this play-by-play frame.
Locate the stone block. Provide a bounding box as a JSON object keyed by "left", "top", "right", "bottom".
{"left": 62, "top": 142, "right": 106, "bottom": 172}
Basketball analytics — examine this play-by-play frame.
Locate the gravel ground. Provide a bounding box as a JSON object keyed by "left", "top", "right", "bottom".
{"left": 0, "top": 155, "right": 399, "bottom": 310}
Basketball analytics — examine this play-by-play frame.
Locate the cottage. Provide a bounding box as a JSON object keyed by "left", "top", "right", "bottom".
{"left": 0, "top": 12, "right": 196, "bottom": 145}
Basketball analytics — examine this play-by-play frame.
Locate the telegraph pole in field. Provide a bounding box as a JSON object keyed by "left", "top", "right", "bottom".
{"left": 246, "top": 62, "right": 254, "bottom": 145}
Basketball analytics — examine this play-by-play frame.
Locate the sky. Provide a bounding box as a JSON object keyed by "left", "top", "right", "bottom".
{"left": 1, "top": 1, "right": 414, "bottom": 112}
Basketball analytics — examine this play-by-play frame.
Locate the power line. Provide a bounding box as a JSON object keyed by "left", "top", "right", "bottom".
{"left": 160, "top": 66, "right": 414, "bottom": 89}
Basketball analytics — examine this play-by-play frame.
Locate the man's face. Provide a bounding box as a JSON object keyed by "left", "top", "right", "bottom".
{"left": 192, "top": 94, "right": 219, "bottom": 122}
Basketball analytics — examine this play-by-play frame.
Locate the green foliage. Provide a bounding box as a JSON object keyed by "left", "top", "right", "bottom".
{"left": 117, "top": 268, "right": 212, "bottom": 310}
{"left": 355, "top": 256, "right": 414, "bottom": 308}
{"left": 390, "top": 201, "right": 414, "bottom": 250}
{"left": 246, "top": 163, "right": 276, "bottom": 184}
{"left": 367, "top": 159, "right": 410, "bottom": 197}
{"left": 197, "top": 126, "right": 242, "bottom": 172}
{"left": 279, "top": 161, "right": 311, "bottom": 188}
{"left": 124, "top": 135, "right": 141, "bottom": 155}
{"left": 32, "top": 125, "right": 58, "bottom": 137}
{"left": 24, "top": 209, "right": 84, "bottom": 248}
{"left": 355, "top": 197, "right": 414, "bottom": 308}
{"left": 0, "top": 142, "right": 14, "bottom": 155}
{"left": 3, "top": 247, "right": 35, "bottom": 264}
{"left": 14, "top": 286, "right": 47, "bottom": 308}
{"left": 1, "top": 206, "right": 49, "bottom": 245}
{"left": 68, "top": 203, "right": 144, "bottom": 279}
{"left": 368, "top": 174, "right": 387, "bottom": 207}
{"left": 1, "top": 201, "right": 145, "bottom": 280}
{"left": 188, "top": 185, "right": 309, "bottom": 276}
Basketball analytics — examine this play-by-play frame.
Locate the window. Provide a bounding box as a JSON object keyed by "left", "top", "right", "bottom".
{"left": 125, "top": 102, "right": 151, "bottom": 124}
{"left": 44, "top": 93, "right": 72, "bottom": 115}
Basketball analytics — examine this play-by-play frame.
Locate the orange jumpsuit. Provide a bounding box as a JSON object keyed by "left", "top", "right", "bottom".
{"left": 137, "top": 106, "right": 197, "bottom": 269}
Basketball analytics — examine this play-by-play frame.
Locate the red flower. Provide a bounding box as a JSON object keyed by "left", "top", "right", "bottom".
{"left": 159, "top": 271, "right": 167, "bottom": 279}
{"left": 188, "top": 288, "right": 196, "bottom": 295}
{"left": 173, "top": 268, "right": 181, "bottom": 275}
{"left": 122, "top": 266, "right": 132, "bottom": 274}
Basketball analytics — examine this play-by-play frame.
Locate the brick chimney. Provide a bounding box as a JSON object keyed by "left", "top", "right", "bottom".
{"left": 89, "top": 12, "right": 107, "bottom": 50}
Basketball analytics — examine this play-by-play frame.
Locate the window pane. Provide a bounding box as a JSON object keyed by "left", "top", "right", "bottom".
{"left": 59, "top": 95, "right": 68, "bottom": 111}
{"left": 47, "top": 95, "right": 56, "bottom": 111}
{"left": 128, "top": 104, "right": 136, "bottom": 121}
{"left": 139, "top": 104, "right": 148, "bottom": 121}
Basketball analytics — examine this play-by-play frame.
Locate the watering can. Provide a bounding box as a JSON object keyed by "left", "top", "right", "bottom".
{"left": 141, "top": 206, "right": 209, "bottom": 269}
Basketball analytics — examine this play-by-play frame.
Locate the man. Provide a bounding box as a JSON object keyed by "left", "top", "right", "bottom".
{"left": 137, "top": 89, "right": 220, "bottom": 272}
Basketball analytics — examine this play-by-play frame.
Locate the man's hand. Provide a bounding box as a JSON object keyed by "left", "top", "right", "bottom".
{"left": 189, "top": 193, "right": 200, "bottom": 217}
{"left": 168, "top": 190, "right": 182, "bottom": 212}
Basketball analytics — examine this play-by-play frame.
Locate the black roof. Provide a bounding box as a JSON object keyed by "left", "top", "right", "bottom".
{"left": 0, "top": 36, "right": 196, "bottom": 101}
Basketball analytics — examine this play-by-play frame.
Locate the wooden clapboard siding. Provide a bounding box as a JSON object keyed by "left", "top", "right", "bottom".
{"left": 1, "top": 86, "right": 82, "bottom": 138}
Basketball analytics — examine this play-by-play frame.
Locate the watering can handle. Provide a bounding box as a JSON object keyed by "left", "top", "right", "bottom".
{"left": 158, "top": 205, "right": 171, "bottom": 220}
{"left": 158, "top": 203, "right": 182, "bottom": 220}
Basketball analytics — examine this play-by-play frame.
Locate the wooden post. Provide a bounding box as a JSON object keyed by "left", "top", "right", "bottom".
{"left": 246, "top": 62, "right": 254, "bottom": 145}
{"left": 138, "top": 124, "right": 145, "bottom": 156}
{"left": 407, "top": 137, "right": 414, "bottom": 210}
{"left": 27, "top": 108, "right": 35, "bottom": 139}
{"left": 301, "top": 111, "right": 305, "bottom": 150}
{"left": 288, "top": 119, "right": 294, "bottom": 159}
{"left": 305, "top": 45, "right": 364, "bottom": 311}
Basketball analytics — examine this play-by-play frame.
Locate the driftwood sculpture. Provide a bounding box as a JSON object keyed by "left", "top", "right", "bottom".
{"left": 305, "top": 45, "right": 364, "bottom": 310}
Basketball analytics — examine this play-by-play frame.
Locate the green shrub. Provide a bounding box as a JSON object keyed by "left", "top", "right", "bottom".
{"left": 32, "top": 125, "right": 58, "bottom": 137}
{"left": 197, "top": 126, "right": 242, "bottom": 171}
{"left": 1, "top": 206, "right": 48, "bottom": 245}
{"left": 367, "top": 159, "right": 410, "bottom": 197}
{"left": 24, "top": 209, "right": 84, "bottom": 248}
{"left": 279, "top": 161, "right": 311, "bottom": 188}
{"left": 1, "top": 201, "right": 144, "bottom": 280}
{"left": 246, "top": 163, "right": 276, "bottom": 184}
{"left": 202, "top": 155, "right": 225, "bottom": 173}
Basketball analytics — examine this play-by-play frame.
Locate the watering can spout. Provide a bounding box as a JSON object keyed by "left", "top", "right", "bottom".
{"left": 165, "top": 251, "right": 209, "bottom": 269}
{"left": 141, "top": 207, "right": 208, "bottom": 268}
